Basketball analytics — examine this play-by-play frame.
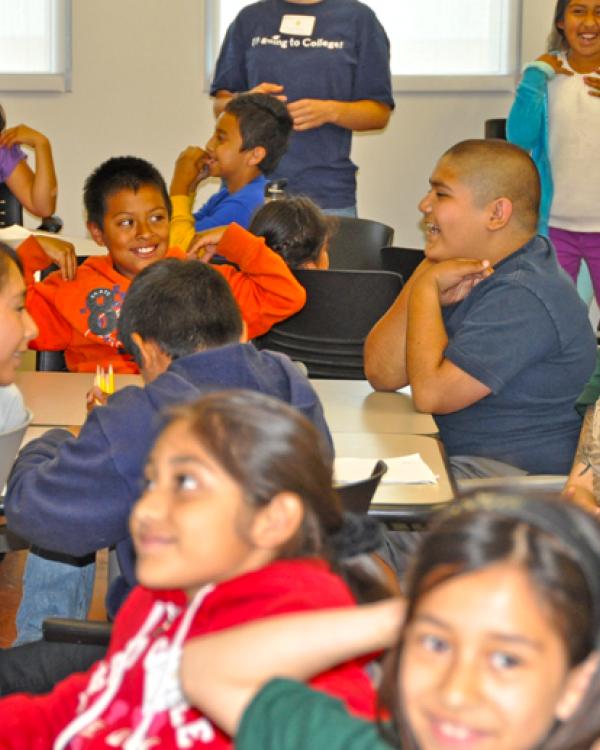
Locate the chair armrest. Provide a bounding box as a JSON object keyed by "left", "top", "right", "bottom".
{"left": 457, "top": 475, "right": 567, "bottom": 493}
{"left": 36, "top": 215, "right": 64, "bottom": 234}
{"left": 42, "top": 618, "right": 112, "bottom": 646}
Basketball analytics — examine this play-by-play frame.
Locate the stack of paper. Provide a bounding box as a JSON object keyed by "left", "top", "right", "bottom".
{"left": 335, "top": 455, "right": 438, "bottom": 485}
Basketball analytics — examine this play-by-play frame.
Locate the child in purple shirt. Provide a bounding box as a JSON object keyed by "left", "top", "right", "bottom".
{"left": 0, "top": 104, "right": 58, "bottom": 219}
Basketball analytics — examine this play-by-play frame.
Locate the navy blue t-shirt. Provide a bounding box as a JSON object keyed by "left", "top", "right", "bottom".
{"left": 211, "top": 0, "right": 394, "bottom": 209}
{"left": 436, "top": 235, "right": 596, "bottom": 474}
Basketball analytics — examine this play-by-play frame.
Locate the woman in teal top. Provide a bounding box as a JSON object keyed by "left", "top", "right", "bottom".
{"left": 182, "top": 492, "right": 600, "bottom": 750}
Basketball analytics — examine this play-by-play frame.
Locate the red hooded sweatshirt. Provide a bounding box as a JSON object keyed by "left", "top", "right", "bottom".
{"left": 0, "top": 559, "right": 376, "bottom": 749}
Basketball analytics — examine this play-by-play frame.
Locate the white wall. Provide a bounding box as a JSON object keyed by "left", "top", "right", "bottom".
{"left": 1, "top": 0, "right": 555, "bottom": 247}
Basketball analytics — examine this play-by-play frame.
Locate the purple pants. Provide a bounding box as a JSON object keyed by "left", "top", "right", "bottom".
{"left": 549, "top": 226, "right": 600, "bottom": 302}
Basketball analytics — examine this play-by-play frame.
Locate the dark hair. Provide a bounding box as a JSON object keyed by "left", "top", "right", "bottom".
{"left": 83, "top": 156, "right": 171, "bottom": 229}
{"left": 442, "top": 139, "right": 541, "bottom": 233}
{"left": 169, "top": 389, "right": 342, "bottom": 557}
{"left": 0, "top": 104, "right": 5, "bottom": 133}
{"left": 118, "top": 258, "right": 243, "bottom": 365}
{"left": 379, "top": 491, "right": 600, "bottom": 750}
{"left": 165, "top": 390, "right": 390, "bottom": 601}
{"left": 249, "top": 196, "right": 332, "bottom": 268}
{"left": 548, "top": 0, "right": 569, "bottom": 51}
{"left": 0, "top": 241, "right": 23, "bottom": 289}
{"left": 225, "top": 93, "right": 292, "bottom": 174}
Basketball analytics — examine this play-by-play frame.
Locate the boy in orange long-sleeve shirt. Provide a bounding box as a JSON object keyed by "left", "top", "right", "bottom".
{"left": 18, "top": 156, "right": 305, "bottom": 373}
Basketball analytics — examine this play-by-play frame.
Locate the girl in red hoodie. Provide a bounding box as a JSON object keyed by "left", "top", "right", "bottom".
{"left": 0, "top": 389, "right": 386, "bottom": 749}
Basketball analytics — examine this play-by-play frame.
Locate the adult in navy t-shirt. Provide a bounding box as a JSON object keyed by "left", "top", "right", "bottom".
{"left": 210, "top": 0, "right": 394, "bottom": 212}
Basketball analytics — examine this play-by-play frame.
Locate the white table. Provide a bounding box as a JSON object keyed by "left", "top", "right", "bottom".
{"left": 15, "top": 371, "right": 141, "bottom": 426}
{"left": 14, "top": 372, "right": 454, "bottom": 519}
{"left": 333, "top": 432, "right": 455, "bottom": 520}
{"left": 305, "top": 379, "right": 437, "bottom": 435}
{"left": 16, "top": 372, "right": 438, "bottom": 435}
{"left": 0, "top": 226, "right": 106, "bottom": 256}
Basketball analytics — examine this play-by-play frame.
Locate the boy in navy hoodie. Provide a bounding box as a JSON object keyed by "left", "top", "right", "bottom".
{"left": 2, "top": 258, "right": 331, "bottom": 693}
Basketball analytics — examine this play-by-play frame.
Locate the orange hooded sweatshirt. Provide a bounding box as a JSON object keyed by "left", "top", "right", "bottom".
{"left": 19, "top": 223, "right": 306, "bottom": 373}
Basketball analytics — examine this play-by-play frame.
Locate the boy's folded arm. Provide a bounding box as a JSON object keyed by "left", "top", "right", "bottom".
{"left": 405, "top": 271, "right": 491, "bottom": 414}
{"left": 364, "top": 259, "right": 434, "bottom": 392}
{"left": 5, "top": 406, "right": 139, "bottom": 556}
{"left": 169, "top": 193, "right": 197, "bottom": 252}
{"left": 215, "top": 223, "right": 306, "bottom": 339}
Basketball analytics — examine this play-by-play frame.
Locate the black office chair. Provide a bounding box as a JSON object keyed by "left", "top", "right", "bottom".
{"left": 43, "top": 617, "right": 113, "bottom": 646}
{"left": 0, "top": 182, "right": 23, "bottom": 227}
{"left": 35, "top": 349, "right": 68, "bottom": 372}
{"left": 380, "top": 246, "right": 425, "bottom": 283}
{"left": 0, "top": 181, "right": 63, "bottom": 232}
{"left": 336, "top": 460, "right": 388, "bottom": 514}
{"left": 254, "top": 268, "right": 403, "bottom": 379}
{"left": 484, "top": 118, "right": 507, "bottom": 140}
{"left": 327, "top": 216, "right": 394, "bottom": 270}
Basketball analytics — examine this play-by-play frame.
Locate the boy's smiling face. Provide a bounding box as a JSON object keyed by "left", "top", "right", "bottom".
{"left": 88, "top": 185, "right": 170, "bottom": 280}
{"left": 204, "top": 112, "right": 259, "bottom": 190}
{"left": 418, "top": 157, "right": 491, "bottom": 263}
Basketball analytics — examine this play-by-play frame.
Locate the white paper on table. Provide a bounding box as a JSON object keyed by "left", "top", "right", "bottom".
{"left": 335, "top": 454, "right": 438, "bottom": 485}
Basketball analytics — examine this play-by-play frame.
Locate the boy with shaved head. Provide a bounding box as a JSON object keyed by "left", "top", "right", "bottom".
{"left": 365, "top": 139, "right": 596, "bottom": 478}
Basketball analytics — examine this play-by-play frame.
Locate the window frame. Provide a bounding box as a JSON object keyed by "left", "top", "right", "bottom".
{"left": 204, "top": 0, "right": 522, "bottom": 94}
{"left": 0, "top": 0, "right": 72, "bottom": 93}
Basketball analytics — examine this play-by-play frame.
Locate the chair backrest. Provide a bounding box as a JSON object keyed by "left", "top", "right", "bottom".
{"left": 36, "top": 350, "right": 68, "bottom": 372}
{"left": 484, "top": 118, "right": 507, "bottom": 140}
{"left": 380, "top": 246, "right": 425, "bottom": 283}
{"left": 336, "top": 460, "right": 388, "bottom": 514}
{"left": 0, "top": 410, "right": 32, "bottom": 489}
{"left": 254, "top": 268, "right": 403, "bottom": 379}
{"left": 0, "top": 182, "right": 62, "bottom": 232}
{"left": 328, "top": 217, "right": 394, "bottom": 270}
{"left": 0, "top": 182, "right": 23, "bottom": 227}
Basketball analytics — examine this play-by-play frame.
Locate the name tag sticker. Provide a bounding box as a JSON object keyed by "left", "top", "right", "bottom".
{"left": 280, "top": 15, "right": 316, "bottom": 36}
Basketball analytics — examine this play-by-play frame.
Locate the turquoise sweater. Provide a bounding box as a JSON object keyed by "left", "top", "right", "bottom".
{"left": 507, "top": 61, "right": 557, "bottom": 236}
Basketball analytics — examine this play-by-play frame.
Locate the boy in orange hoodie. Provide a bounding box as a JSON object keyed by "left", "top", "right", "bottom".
{"left": 18, "top": 156, "right": 305, "bottom": 373}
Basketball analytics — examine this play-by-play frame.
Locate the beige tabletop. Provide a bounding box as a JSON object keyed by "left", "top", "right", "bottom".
{"left": 311, "top": 379, "right": 437, "bottom": 435}
{"left": 14, "top": 373, "right": 454, "bottom": 520}
{"left": 16, "top": 372, "right": 438, "bottom": 437}
{"left": 333, "top": 432, "right": 455, "bottom": 519}
{"left": 15, "top": 371, "right": 142, "bottom": 426}
{"left": 0, "top": 226, "right": 106, "bottom": 256}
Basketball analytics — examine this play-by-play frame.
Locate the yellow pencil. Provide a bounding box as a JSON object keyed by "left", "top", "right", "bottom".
{"left": 94, "top": 365, "right": 114, "bottom": 399}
